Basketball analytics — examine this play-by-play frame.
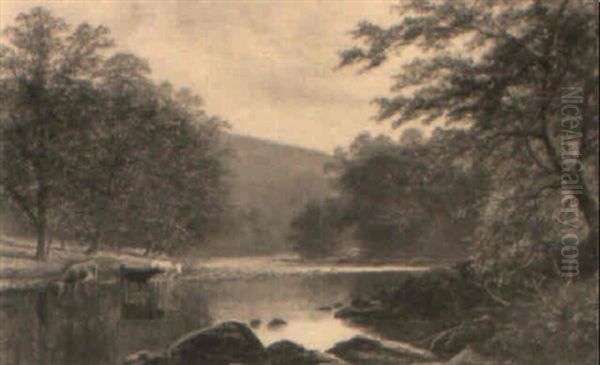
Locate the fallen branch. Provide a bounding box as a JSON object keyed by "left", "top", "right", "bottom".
{"left": 481, "top": 281, "right": 511, "bottom": 307}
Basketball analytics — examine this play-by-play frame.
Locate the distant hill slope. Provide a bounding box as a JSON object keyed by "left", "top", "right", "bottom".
{"left": 214, "top": 133, "right": 333, "bottom": 253}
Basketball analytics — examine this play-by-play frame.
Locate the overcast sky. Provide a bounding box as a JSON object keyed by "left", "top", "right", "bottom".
{"left": 1, "top": 1, "right": 415, "bottom": 153}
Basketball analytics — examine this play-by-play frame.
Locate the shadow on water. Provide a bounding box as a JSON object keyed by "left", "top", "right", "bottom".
{"left": 0, "top": 269, "right": 414, "bottom": 365}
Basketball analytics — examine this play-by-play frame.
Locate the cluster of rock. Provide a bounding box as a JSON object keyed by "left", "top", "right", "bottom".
{"left": 332, "top": 297, "right": 497, "bottom": 359}
{"left": 124, "top": 320, "right": 493, "bottom": 365}
{"left": 333, "top": 298, "right": 387, "bottom": 321}
{"left": 328, "top": 263, "right": 500, "bottom": 364}
{"left": 124, "top": 262, "right": 498, "bottom": 365}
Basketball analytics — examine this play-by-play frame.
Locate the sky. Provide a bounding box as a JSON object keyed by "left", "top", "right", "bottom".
{"left": 1, "top": 0, "right": 415, "bottom": 153}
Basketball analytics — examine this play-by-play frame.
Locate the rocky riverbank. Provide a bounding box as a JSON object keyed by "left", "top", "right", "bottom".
{"left": 124, "top": 320, "right": 493, "bottom": 365}
{"left": 122, "top": 262, "right": 498, "bottom": 364}
{"left": 329, "top": 262, "right": 501, "bottom": 363}
{"left": 2, "top": 237, "right": 500, "bottom": 364}
{"left": 122, "top": 262, "right": 500, "bottom": 365}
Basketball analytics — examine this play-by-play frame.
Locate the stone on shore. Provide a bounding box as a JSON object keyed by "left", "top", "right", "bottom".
{"left": 267, "top": 318, "right": 288, "bottom": 329}
{"left": 267, "top": 340, "right": 348, "bottom": 364}
{"left": 124, "top": 321, "right": 454, "bottom": 365}
{"left": 429, "top": 316, "right": 495, "bottom": 356}
{"left": 166, "top": 321, "right": 266, "bottom": 365}
{"left": 333, "top": 299, "right": 386, "bottom": 321}
{"left": 327, "top": 335, "right": 436, "bottom": 365}
{"left": 250, "top": 318, "right": 262, "bottom": 328}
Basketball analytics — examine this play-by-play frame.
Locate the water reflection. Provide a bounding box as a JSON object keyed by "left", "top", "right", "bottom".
{"left": 0, "top": 285, "right": 121, "bottom": 365}
{"left": 0, "top": 270, "right": 412, "bottom": 365}
{"left": 120, "top": 282, "right": 165, "bottom": 320}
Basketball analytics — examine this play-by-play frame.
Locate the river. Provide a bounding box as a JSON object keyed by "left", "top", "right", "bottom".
{"left": 0, "top": 256, "right": 429, "bottom": 365}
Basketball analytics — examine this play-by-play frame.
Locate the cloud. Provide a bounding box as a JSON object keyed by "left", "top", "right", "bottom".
{"left": 1, "top": 0, "right": 404, "bottom": 152}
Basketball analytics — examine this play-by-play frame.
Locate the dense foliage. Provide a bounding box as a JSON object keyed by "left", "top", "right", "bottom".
{"left": 332, "top": 1, "right": 598, "bottom": 363}
{"left": 288, "top": 199, "right": 345, "bottom": 258}
{"left": 339, "top": 0, "right": 598, "bottom": 276}
{"left": 289, "top": 1, "right": 597, "bottom": 362}
{"left": 0, "top": 8, "right": 228, "bottom": 258}
{"left": 290, "top": 129, "right": 488, "bottom": 259}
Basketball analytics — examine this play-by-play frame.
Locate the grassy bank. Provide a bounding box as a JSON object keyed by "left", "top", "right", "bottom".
{"left": 0, "top": 235, "right": 181, "bottom": 292}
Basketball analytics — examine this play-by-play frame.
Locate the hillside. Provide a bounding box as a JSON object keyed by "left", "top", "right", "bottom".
{"left": 0, "top": 132, "right": 334, "bottom": 256}
{"left": 210, "top": 133, "right": 334, "bottom": 254}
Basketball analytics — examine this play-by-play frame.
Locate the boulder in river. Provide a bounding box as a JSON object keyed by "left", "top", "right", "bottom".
{"left": 267, "top": 318, "right": 288, "bottom": 329}
{"left": 327, "top": 335, "right": 436, "bottom": 365}
{"left": 250, "top": 319, "right": 262, "bottom": 328}
{"left": 334, "top": 300, "right": 386, "bottom": 321}
{"left": 267, "top": 340, "right": 348, "bottom": 364}
{"left": 166, "top": 321, "right": 266, "bottom": 365}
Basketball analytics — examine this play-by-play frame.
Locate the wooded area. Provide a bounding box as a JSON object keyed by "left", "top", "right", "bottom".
{"left": 1, "top": 8, "right": 228, "bottom": 259}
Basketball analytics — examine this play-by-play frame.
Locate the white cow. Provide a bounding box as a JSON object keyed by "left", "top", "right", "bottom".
{"left": 61, "top": 259, "right": 98, "bottom": 293}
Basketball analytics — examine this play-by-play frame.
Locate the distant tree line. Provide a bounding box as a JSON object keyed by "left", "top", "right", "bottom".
{"left": 289, "top": 128, "right": 488, "bottom": 259}
{"left": 0, "top": 8, "right": 229, "bottom": 259}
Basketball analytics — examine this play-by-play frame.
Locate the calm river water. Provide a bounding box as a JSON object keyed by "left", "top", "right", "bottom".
{"left": 0, "top": 257, "right": 428, "bottom": 365}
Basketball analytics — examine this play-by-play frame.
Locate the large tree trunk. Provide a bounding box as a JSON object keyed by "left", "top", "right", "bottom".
{"left": 35, "top": 218, "right": 47, "bottom": 260}
{"left": 86, "top": 231, "right": 101, "bottom": 254}
{"left": 34, "top": 186, "right": 48, "bottom": 261}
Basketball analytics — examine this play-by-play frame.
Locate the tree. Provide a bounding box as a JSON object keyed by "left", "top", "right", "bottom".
{"left": 1, "top": 8, "right": 229, "bottom": 258}
{"left": 340, "top": 0, "right": 598, "bottom": 274}
{"left": 110, "top": 84, "right": 228, "bottom": 254}
{"left": 399, "top": 128, "right": 425, "bottom": 146}
{"left": 288, "top": 200, "right": 344, "bottom": 259}
{"left": 325, "top": 131, "right": 487, "bottom": 257}
{"left": 57, "top": 65, "right": 228, "bottom": 254}
{"left": 0, "top": 8, "right": 113, "bottom": 259}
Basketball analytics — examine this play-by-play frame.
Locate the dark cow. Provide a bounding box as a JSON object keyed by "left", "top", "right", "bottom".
{"left": 119, "top": 265, "right": 165, "bottom": 288}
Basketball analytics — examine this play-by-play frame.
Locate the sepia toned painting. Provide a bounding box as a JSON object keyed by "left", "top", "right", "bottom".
{"left": 0, "top": 1, "right": 598, "bottom": 364}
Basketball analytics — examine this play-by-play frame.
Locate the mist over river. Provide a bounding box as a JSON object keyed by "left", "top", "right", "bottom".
{"left": 0, "top": 257, "right": 429, "bottom": 365}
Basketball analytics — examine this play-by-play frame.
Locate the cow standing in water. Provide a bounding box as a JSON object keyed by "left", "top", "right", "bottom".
{"left": 119, "top": 265, "right": 164, "bottom": 295}
{"left": 60, "top": 259, "right": 98, "bottom": 294}
{"left": 119, "top": 265, "right": 164, "bottom": 287}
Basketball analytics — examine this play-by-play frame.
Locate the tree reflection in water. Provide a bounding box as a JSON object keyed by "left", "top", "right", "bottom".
{"left": 0, "top": 281, "right": 212, "bottom": 365}
{"left": 0, "top": 271, "right": 409, "bottom": 365}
